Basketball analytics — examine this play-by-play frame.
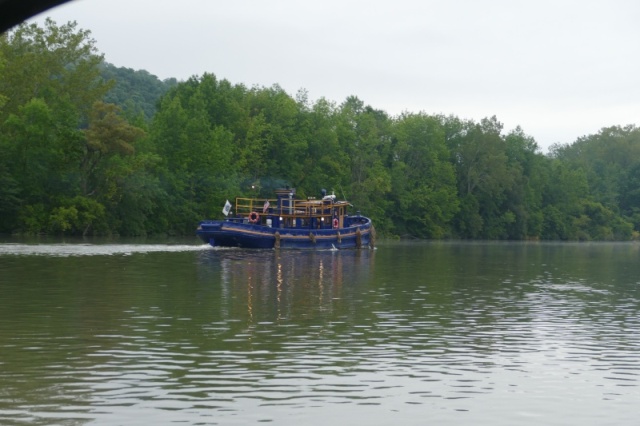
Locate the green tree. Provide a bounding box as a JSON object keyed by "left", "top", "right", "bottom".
{"left": 0, "top": 19, "right": 117, "bottom": 234}
{"left": 619, "top": 162, "right": 640, "bottom": 231}
{"left": 0, "top": 19, "right": 110, "bottom": 124}
{"left": 100, "top": 62, "right": 178, "bottom": 121}
{"left": 540, "top": 160, "right": 589, "bottom": 240}
{"left": 297, "top": 97, "right": 349, "bottom": 196}
{"left": 151, "top": 80, "right": 236, "bottom": 232}
{"left": 389, "top": 112, "right": 458, "bottom": 238}
{"left": 445, "top": 116, "right": 514, "bottom": 238}
{"left": 547, "top": 125, "right": 640, "bottom": 240}
{"left": 502, "top": 127, "right": 545, "bottom": 239}
{"left": 82, "top": 101, "right": 145, "bottom": 198}
{"left": 336, "top": 97, "right": 392, "bottom": 229}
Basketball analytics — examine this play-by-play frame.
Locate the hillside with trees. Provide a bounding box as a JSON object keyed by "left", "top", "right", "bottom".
{"left": 100, "top": 62, "right": 178, "bottom": 122}
{"left": 1, "top": 19, "right": 638, "bottom": 240}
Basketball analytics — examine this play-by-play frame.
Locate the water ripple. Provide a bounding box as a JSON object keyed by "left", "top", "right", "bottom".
{"left": 2, "top": 243, "right": 640, "bottom": 425}
{"left": 0, "top": 243, "right": 212, "bottom": 257}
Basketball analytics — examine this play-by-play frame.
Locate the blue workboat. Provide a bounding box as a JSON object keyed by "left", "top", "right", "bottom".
{"left": 196, "top": 188, "right": 374, "bottom": 249}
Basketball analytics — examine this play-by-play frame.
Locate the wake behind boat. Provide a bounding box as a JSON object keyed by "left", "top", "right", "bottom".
{"left": 196, "top": 188, "right": 374, "bottom": 249}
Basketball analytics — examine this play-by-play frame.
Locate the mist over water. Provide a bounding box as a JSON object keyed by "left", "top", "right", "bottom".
{"left": 1, "top": 240, "right": 639, "bottom": 425}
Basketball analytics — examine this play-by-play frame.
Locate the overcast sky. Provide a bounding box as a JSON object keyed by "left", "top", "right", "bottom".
{"left": 27, "top": 0, "right": 640, "bottom": 152}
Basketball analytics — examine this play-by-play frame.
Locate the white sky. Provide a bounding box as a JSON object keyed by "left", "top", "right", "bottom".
{"left": 27, "top": 0, "right": 640, "bottom": 152}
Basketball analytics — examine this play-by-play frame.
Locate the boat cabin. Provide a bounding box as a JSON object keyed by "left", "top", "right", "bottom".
{"left": 227, "top": 188, "right": 351, "bottom": 230}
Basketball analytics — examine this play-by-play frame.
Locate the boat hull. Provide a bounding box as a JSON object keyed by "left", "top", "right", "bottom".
{"left": 196, "top": 220, "right": 373, "bottom": 249}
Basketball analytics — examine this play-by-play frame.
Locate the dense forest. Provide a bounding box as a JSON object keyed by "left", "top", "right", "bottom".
{"left": 1, "top": 19, "right": 639, "bottom": 240}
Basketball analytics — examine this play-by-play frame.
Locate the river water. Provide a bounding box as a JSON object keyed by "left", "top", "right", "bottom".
{"left": 0, "top": 239, "right": 639, "bottom": 425}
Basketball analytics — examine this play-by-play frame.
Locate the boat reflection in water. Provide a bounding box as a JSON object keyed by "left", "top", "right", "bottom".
{"left": 198, "top": 248, "right": 375, "bottom": 325}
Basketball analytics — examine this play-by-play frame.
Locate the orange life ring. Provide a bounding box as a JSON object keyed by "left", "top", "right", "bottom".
{"left": 249, "top": 211, "right": 260, "bottom": 224}
{"left": 332, "top": 218, "right": 339, "bottom": 229}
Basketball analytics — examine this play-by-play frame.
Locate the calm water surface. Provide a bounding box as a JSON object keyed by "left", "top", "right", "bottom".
{"left": 0, "top": 240, "right": 639, "bottom": 425}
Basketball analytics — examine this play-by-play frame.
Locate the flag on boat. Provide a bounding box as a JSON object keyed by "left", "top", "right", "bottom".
{"left": 222, "top": 200, "right": 232, "bottom": 216}
{"left": 263, "top": 200, "right": 270, "bottom": 213}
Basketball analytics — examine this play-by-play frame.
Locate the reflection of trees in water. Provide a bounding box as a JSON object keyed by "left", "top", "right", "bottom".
{"left": 214, "top": 250, "right": 374, "bottom": 324}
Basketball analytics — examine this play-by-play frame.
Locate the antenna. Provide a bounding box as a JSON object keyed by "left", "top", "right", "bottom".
{"left": 339, "top": 183, "right": 347, "bottom": 200}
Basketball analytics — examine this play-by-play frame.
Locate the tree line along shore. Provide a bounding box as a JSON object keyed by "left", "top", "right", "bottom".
{"left": 1, "top": 19, "right": 639, "bottom": 241}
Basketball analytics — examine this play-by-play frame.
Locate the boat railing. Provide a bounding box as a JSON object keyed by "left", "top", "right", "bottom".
{"left": 234, "top": 198, "right": 275, "bottom": 216}
{"left": 234, "top": 197, "right": 347, "bottom": 219}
